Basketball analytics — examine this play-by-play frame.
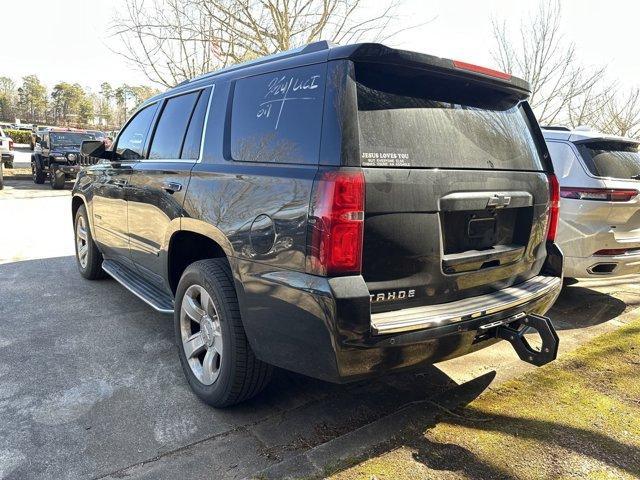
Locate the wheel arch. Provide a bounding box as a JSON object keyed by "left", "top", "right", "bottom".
{"left": 71, "top": 194, "right": 92, "bottom": 230}
{"left": 166, "top": 219, "right": 235, "bottom": 295}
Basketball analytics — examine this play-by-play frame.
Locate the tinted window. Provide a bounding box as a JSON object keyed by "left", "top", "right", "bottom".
{"left": 149, "top": 92, "right": 199, "bottom": 160}
{"left": 116, "top": 103, "right": 158, "bottom": 160}
{"left": 50, "top": 132, "right": 96, "bottom": 146}
{"left": 230, "top": 64, "right": 325, "bottom": 164}
{"left": 576, "top": 141, "right": 640, "bottom": 180}
{"left": 181, "top": 88, "right": 211, "bottom": 160}
{"left": 355, "top": 64, "right": 543, "bottom": 171}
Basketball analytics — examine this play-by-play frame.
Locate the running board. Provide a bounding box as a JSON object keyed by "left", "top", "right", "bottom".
{"left": 102, "top": 259, "right": 174, "bottom": 314}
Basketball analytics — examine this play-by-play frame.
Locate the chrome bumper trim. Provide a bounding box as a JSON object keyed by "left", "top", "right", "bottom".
{"left": 371, "top": 275, "right": 562, "bottom": 335}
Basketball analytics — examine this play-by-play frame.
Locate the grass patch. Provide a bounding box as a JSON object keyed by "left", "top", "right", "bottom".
{"left": 328, "top": 319, "right": 640, "bottom": 480}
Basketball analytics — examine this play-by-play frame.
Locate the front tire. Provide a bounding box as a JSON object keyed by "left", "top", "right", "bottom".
{"left": 74, "top": 204, "right": 107, "bottom": 280}
{"left": 175, "top": 259, "right": 273, "bottom": 407}
{"left": 32, "top": 157, "right": 45, "bottom": 184}
{"left": 50, "top": 165, "right": 65, "bottom": 189}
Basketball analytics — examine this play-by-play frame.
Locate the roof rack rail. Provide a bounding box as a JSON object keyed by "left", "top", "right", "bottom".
{"left": 541, "top": 125, "right": 571, "bottom": 131}
{"left": 184, "top": 40, "right": 333, "bottom": 85}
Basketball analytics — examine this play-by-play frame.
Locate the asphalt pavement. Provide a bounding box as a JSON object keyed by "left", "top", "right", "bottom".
{"left": 0, "top": 179, "right": 638, "bottom": 480}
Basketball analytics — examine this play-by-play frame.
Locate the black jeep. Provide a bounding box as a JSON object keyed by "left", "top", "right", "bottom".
{"left": 32, "top": 130, "right": 98, "bottom": 189}
{"left": 72, "top": 41, "right": 563, "bottom": 407}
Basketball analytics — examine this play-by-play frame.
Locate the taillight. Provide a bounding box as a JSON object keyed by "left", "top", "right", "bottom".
{"left": 547, "top": 174, "right": 560, "bottom": 242}
{"left": 452, "top": 60, "right": 512, "bottom": 80}
{"left": 560, "top": 187, "right": 638, "bottom": 202}
{"left": 307, "top": 169, "right": 365, "bottom": 276}
{"left": 9, "top": 140, "right": 13, "bottom": 150}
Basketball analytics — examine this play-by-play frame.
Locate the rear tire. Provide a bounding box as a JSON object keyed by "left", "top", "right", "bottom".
{"left": 3, "top": 159, "right": 13, "bottom": 169}
{"left": 32, "top": 157, "right": 44, "bottom": 184}
{"left": 174, "top": 259, "right": 273, "bottom": 407}
{"left": 74, "top": 204, "right": 107, "bottom": 280}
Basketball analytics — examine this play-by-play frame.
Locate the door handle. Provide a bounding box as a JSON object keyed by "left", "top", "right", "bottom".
{"left": 161, "top": 181, "right": 183, "bottom": 194}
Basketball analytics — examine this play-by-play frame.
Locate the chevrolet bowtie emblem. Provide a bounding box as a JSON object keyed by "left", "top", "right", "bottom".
{"left": 487, "top": 193, "right": 511, "bottom": 208}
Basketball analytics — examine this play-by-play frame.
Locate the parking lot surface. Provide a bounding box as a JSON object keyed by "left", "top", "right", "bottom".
{"left": 1, "top": 179, "right": 638, "bottom": 479}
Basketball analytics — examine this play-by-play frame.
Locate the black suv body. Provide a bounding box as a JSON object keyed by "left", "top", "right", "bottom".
{"left": 72, "top": 42, "right": 563, "bottom": 406}
{"left": 32, "top": 130, "right": 98, "bottom": 189}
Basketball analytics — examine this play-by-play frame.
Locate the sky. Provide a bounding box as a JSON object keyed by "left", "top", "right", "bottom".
{"left": 0, "top": 0, "right": 638, "bottom": 94}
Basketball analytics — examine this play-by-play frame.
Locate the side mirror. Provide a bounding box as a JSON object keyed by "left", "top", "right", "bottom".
{"left": 81, "top": 140, "right": 104, "bottom": 156}
{"left": 81, "top": 140, "right": 113, "bottom": 161}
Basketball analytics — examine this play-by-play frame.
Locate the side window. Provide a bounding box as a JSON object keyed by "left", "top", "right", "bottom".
{"left": 230, "top": 64, "right": 325, "bottom": 164}
{"left": 547, "top": 141, "right": 581, "bottom": 180}
{"left": 181, "top": 88, "right": 211, "bottom": 160}
{"left": 116, "top": 103, "right": 158, "bottom": 161}
{"left": 148, "top": 91, "right": 200, "bottom": 160}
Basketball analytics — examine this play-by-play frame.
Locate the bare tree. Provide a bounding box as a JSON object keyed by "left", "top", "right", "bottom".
{"left": 597, "top": 88, "right": 640, "bottom": 138}
{"left": 491, "top": 0, "right": 607, "bottom": 126}
{"left": 111, "top": 0, "right": 425, "bottom": 87}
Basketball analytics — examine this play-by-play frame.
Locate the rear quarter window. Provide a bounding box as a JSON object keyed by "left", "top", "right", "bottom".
{"left": 229, "top": 64, "right": 326, "bottom": 165}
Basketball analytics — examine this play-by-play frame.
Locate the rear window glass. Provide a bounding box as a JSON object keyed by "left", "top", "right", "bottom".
{"left": 576, "top": 141, "right": 640, "bottom": 180}
{"left": 355, "top": 64, "right": 543, "bottom": 171}
{"left": 230, "top": 64, "right": 325, "bottom": 164}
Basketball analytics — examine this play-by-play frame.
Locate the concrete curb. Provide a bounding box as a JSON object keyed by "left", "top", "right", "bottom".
{"left": 254, "top": 373, "right": 495, "bottom": 480}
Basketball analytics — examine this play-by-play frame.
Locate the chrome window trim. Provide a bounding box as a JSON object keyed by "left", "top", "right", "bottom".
{"left": 137, "top": 83, "right": 215, "bottom": 164}
{"left": 371, "top": 275, "right": 562, "bottom": 335}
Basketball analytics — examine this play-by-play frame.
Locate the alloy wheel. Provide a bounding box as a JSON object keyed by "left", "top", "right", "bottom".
{"left": 180, "top": 284, "right": 223, "bottom": 385}
{"left": 75, "top": 216, "right": 89, "bottom": 269}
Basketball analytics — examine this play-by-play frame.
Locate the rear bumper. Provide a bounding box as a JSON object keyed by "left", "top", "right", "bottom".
{"left": 236, "top": 259, "right": 563, "bottom": 383}
{"left": 1, "top": 152, "right": 14, "bottom": 160}
{"left": 371, "top": 276, "right": 561, "bottom": 334}
{"left": 564, "top": 253, "right": 640, "bottom": 278}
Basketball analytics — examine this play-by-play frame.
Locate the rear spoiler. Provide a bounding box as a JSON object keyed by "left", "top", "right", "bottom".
{"left": 572, "top": 136, "right": 640, "bottom": 148}
{"left": 328, "top": 43, "right": 530, "bottom": 98}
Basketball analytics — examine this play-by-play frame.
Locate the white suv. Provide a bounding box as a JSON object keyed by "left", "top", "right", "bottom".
{"left": 0, "top": 127, "right": 14, "bottom": 168}
{"left": 544, "top": 127, "right": 640, "bottom": 278}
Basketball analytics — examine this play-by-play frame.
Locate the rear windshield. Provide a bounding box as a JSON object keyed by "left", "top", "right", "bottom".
{"left": 355, "top": 64, "right": 544, "bottom": 171}
{"left": 576, "top": 141, "right": 640, "bottom": 180}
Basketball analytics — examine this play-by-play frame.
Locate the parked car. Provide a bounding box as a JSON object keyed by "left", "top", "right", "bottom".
{"left": 544, "top": 126, "right": 640, "bottom": 278}
{"left": 72, "top": 41, "right": 563, "bottom": 407}
{"left": 31, "top": 126, "right": 50, "bottom": 150}
{"left": 31, "top": 129, "right": 98, "bottom": 189}
{"left": 0, "top": 126, "right": 14, "bottom": 168}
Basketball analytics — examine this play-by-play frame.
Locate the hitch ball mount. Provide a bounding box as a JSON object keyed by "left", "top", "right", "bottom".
{"left": 496, "top": 313, "right": 559, "bottom": 366}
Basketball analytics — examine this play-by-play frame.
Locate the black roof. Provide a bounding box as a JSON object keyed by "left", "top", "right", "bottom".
{"left": 142, "top": 41, "right": 531, "bottom": 107}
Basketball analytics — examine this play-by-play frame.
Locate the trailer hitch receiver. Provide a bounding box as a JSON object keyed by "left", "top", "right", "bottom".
{"left": 496, "top": 314, "right": 559, "bottom": 366}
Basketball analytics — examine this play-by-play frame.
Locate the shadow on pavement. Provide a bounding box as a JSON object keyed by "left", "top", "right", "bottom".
{"left": 0, "top": 178, "right": 73, "bottom": 193}
{"left": 549, "top": 284, "right": 627, "bottom": 330}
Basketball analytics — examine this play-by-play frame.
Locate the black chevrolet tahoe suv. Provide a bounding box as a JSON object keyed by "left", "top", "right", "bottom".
{"left": 72, "top": 41, "right": 563, "bottom": 407}
{"left": 32, "top": 129, "right": 98, "bottom": 189}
